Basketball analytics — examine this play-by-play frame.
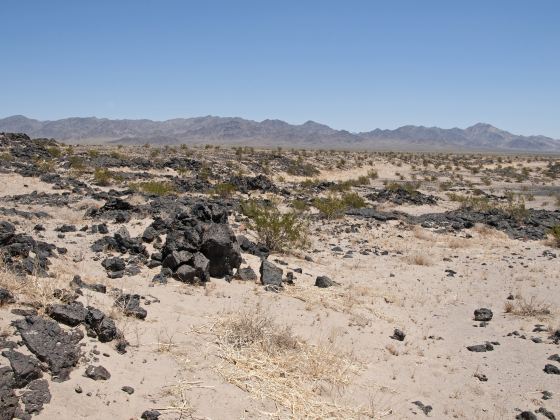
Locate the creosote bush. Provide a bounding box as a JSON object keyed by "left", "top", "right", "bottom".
{"left": 210, "top": 182, "right": 237, "bottom": 198}
{"left": 313, "top": 192, "right": 365, "bottom": 219}
{"left": 313, "top": 195, "right": 348, "bottom": 219}
{"left": 240, "top": 199, "right": 308, "bottom": 252}
{"left": 550, "top": 225, "right": 560, "bottom": 248}
{"left": 93, "top": 168, "right": 113, "bottom": 186}
{"left": 130, "top": 180, "right": 176, "bottom": 196}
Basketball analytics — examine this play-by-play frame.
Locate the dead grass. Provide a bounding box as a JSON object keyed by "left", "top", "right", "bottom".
{"left": 0, "top": 258, "right": 61, "bottom": 313}
{"left": 504, "top": 296, "right": 552, "bottom": 319}
{"left": 445, "top": 237, "right": 470, "bottom": 249}
{"left": 412, "top": 226, "right": 434, "bottom": 241}
{"left": 404, "top": 253, "right": 433, "bottom": 266}
{"left": 212, "top": 309, "right": 373, "bottom": 418}
{"left": 471, "top": 223, "right": 507, "bottom": 240}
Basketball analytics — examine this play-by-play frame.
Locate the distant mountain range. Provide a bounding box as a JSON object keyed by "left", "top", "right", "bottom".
{"left": 1, "top": 115, "right": 559, "bottom": 152}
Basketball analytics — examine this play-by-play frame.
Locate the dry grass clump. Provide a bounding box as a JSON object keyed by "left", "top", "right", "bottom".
{"left": 412, "top": 226, "right": 433, "bottom": 241}
{"left": 471, "top": 223, "right": 507, "bottom": 239}
{"left": 504, "top": 296, "right": 552, "bottom": 319}
{"left": 405, "top": 253, "right": 433, "bottom": 266}
{"left": 0, "top": 259, "right": 60, "bottom": 312}
{"left": 213, "top": 309, "right": 368, "bottom": 418}
{"left": 447, "top": 237, "right": 470, "bottom": 249}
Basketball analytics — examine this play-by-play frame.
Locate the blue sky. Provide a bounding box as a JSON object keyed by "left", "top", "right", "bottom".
{"left": 1, "top": 0, "right": 559, "bottom": 137}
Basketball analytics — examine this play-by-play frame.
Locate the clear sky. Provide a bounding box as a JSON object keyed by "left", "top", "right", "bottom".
{"left": 1, "top": 0, "right": 559, "bottom": 137}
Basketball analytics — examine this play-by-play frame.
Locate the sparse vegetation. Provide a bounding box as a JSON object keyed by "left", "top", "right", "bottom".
{"left": 213, "top": 309, "right": 363, "bottom": 418}
{"left": 550, "top": 225, "right": 560, "bottom": 247}
{"left": 240, "top": 199, "right": 308, "bottom": 251}
{"left": 313, "top": 194, "right": 348, "bottom": 219}
{"left": 93, "top": 168, "right": 113, "bottom": 186}
{"left": 130, "top": 180, "right": 176, "bottom": 196}
{"left": 210, "top": 182, "right": 237, "bottom": 198}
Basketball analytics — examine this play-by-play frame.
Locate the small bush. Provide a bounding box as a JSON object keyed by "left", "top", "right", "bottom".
{"left": 47, "top": 146, "right": 61, "bottom": 158}
{"left": 367, "top": 169, "right": 378, "bottom": 179}
{"left": 313, "top": 195, "right": 347, "bottom": 219}
{"left": 37, "top": 159, "right": 56, "bottom": 173}
{"left": 240, "top": 200, "right": 308, "bottom": 252}
{"left": 210, "top": 182, "right": 237, "bottom": 198}
{"left": 550, "top": 225, "right": 560, "bottom": 248}
{"left": 341, "top": 192, "right": 365, "bottom": 208}
{"left": 286, "top": 159, "right": 320, "bottom": 177}
{"left": 130, "top": 181, "right": 175, "bottom": 196}
{"left": 93, "top": 168, "right": 113, "bottom": 186}
{"left": 68, "top": 156, "right": 86, "bottom": 171}
{"left": 88, "top": 149, "right": 100, "bottom": 158}
{"left": 291, "top": 199, "right": 309, "bottom": 212}
{"left": 504, "top": 296, "right": 551, "bottom": 318}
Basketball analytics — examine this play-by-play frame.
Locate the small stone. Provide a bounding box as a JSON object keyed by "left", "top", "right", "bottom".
{"left": 141, "top": 410, "right": 161, "bottom": 420}
{"left": 467, "top": 342, "right": 494, "bottom": 352}
{"left": 516, "top": 411, "right": 537, "bottom": 420}
{"left": 542, "top": 390, "right": 553, "bottom": 400}
{"left": 474, "top": 372, "right": 488, "bottom": 382}
{"left": 85, "top": 365, "right": 111, "bottom": 381}
{"left": 536, "top": 407, "right": 556, "bottom": 420}
{"left": 315, "top": 276, "right": 333, "bottom": 288}
{"left": 260, "top": 259, "right": 283, "bottom": 289}
{"left": 121, "top": 386, "right": 135, "bottom": 395}
{"left": 412, "top": 400, "right": 432, "bottom": 416}
{"left": 544, "top": 364, "right": 560, "bottom": 375}
{"left": 473, "top": 308, "right": 493, "bottom": 322}
{"left": 390, "top": 329, "right": 406, "bottom": 341}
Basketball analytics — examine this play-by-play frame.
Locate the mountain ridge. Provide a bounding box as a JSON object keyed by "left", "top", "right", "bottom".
{"left": 1, "top": 115, "right": 559, "bottom": 152}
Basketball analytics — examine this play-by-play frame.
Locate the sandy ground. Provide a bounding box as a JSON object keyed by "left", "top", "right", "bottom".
{"left": 0, "top": 149, "right": 559, "bottom": 420}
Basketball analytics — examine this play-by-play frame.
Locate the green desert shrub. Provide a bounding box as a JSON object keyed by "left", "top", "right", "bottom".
{"left": 240, "top": 200, "right": 308, "bottom": 252}
{"left": 68, "top": 156, "right": 86, "bottom": 171}
{"left": 313, "top": 195, "right": 348, "bottom": 219}
{"left": 550, "top": 225, "right": 560, "bottom": 248}
{"left": 210, "top": 182, "right": 237, "bottom": 198}
{"left": 341, "top": 192, "right": 366, "bottom": 208}
{"left": 130, "top": 180, "right": 175, "bottom": 196}
{"left": 291, "top": 199, "right": 310, "bottom": 212}
{"left": 93, "top": 168, "right": 113, "bottom": 186}
{"left": 47, "top": 146, "right": 62, "bottom": 158}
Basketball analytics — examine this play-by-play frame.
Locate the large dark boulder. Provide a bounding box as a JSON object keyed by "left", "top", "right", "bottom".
{"left": 85, "top": 365, "right": 111, "bottom": 381}
{"left": 85, "top": 307, "right": 118, "bottom": 343}
{"left": 21, "top": 379, "right": 51, "bottom": 415}
{"left": 236, "top": 267, "right": 257, "bottom": 281}
{"left": 47, "top": 301, "right": 88, "bottom": 327}
{"left": 192, "top": 252, "right": 210, "bottom": 282}
{"left": 474, "top": 308, "right": 493, "bottom": 322}
{"left": 1, "top": 350, "right": 42, "bottom": 388}
{"left": 102, "top": 256, "right": 126, "bottom": 272}
{"left": 260, "top": 260, "right": 282, "bottom": 288}
{"left": 0, "top": 288, "right": 15, "bottom": 306}
{"left": 0, "top": 221, "right": 15, "bottom": 245}
{"left": 200, "top": 224, "right": 242, "bottom": 278}
{"left": 315, "top": 276, "right": 334, "bottom": 288}
{"left": 0, "top": 366, "right": 18, "bottom": 420}
{"left": 115, "top": 294, "right": 147, "bottom": 320}
{"left": 237, "top": 235, "right": 270, "bottom": 258}
{"left": 174, "top": 265, "right": 196, "bottom": 283}
{"left": 12, "top": 316, "right": 83, "bottom": 381}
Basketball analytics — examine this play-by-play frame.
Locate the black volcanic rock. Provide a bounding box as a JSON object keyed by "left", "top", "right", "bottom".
{"left": 12, "top": 316, "right": 83, "bottom": 381}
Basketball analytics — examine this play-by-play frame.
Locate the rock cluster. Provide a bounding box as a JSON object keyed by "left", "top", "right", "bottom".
{"left": 0, "top": 221, "right": 57, "bottom": 276}
{"left": 367, "top": 187, "right": 438, "bottom": 205}
{"left": 147, "top": 202, "right": 242, "bottom": 283}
